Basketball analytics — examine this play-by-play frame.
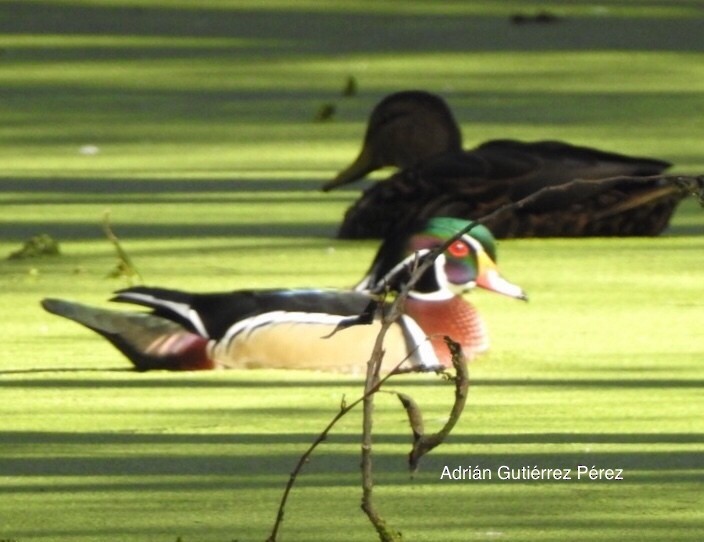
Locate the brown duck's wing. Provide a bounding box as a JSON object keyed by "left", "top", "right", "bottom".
{"left": 455, "top": 175, "right": 691, "bottom": 237}
{"left": 490, "top": 183, "right": 684, "bottom": 238}
{"left": 336, "top": 170, "right": 690, "bottom": 239}
{"left": 472, "top": 140, "right": 672, "bottom": 194}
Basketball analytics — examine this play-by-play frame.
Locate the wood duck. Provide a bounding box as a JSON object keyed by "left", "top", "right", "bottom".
{"left": 41, "top": 218, "right": 526, "bottom": 374}
{"left": 322, "top": 90, "right": 684, "bottom": 239}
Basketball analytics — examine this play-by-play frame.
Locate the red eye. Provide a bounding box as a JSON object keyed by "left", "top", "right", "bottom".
{"left": 447, "top": 240, "right": 470, "bottom": 258}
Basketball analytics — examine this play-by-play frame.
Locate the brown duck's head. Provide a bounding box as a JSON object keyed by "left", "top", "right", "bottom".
{"left": 322, "top": 90, "right": 463, "bottom": 191}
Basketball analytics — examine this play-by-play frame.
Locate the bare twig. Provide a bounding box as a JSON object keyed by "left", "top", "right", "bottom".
{"left": 406, "top": 337, "right": 469, "bottom": 472}
{"left": 266, "top": 341, "right": 425, "bottom": 542}
{"left": 360, "top": 309, "right": 401, "bottom": 540}
{"left": 358, "top": 174, "right": 704, "bottom": 537}
{"left": 102, "top": 210, "right": 143, "bottom": 285}
{"left": 266, "top": 173, "right": 704, "bottom": 541}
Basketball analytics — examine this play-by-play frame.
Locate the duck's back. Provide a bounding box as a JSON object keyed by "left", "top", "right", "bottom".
{"left": 336, "top": 140, "right": 679, "bottom": 239}
{"left": 473, "top": 139, "right": 671, "bottom": 192}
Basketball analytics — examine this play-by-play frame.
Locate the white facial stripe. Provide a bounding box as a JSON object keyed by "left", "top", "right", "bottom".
{"left": 408, "top": 254, "right": 456, "bottom": 300}
{"left": 361, "top": 236, "right": 487, "bottom": 298}
{"left": 463, "top": 235, "right": 486, "bottom": 259}
{"left": 384, "top": 249, "right": 432, "bottom": 283}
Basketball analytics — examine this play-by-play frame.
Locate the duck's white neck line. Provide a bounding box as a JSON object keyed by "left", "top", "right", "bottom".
{"left": 407, "top": 252, "right": 467, "bottom": 301}
{"left": 408, "top": 289, "right": 455, "bottom": 301}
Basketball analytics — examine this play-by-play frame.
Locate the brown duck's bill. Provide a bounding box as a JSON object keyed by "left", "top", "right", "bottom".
{"left": 322, "top": 145, "right": 376, "bottom": 191}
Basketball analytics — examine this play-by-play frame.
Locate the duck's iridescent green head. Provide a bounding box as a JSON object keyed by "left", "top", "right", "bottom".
{"left": 408, "top": 217, "right": 526, "bottom": 300}
{"left": 421, "top": 217, "right": 496, "bottom": 260}
{"left": 358, "top": 216, "right": 526, "bottom": 301}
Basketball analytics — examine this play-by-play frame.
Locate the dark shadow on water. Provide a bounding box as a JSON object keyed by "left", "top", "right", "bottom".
{"left": 0, "top": 221, "right": 338, "bottom": 240}
{"left": 4, "top": 430, "right": 704, "bottom": 446}
{"left": 0, "top": 177, "right": 329, "bottom": 194}
{"left": 3, "top": 2, "right": 704, "bottom": 54}
{"left": 0, "top": 177, "right": 353, "bottom": 240}
{"left": 2, "top": 87, "right": 702, "bottom": 133}
{"left": 1, "top": 373, "right": 702, "bottom": 389}
{"left": 0, "top": 429, "right": 701, "bottom": 488}
{"left": 0, "top": 367, "right": 134, "bottom": 375}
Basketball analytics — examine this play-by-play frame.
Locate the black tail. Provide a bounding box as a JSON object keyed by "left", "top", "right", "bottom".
{"left": 41, "top": 299, "right": 215, "bottom": 371}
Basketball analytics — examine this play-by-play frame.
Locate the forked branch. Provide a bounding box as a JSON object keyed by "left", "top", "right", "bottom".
{"left": 266, "top": 173, "right": 704, "bottom": 541}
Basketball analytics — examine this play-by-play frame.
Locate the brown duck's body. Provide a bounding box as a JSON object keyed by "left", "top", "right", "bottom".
{"left": 323, "top": 90, "right": 683, "bottom": 239}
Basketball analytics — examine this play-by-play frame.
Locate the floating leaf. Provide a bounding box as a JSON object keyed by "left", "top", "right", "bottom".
{"left": 7, "top": 234, "right": 60, "bottom": 260}
{"left": 314, "top": 103, "right": 336, "bottom": 122}
{"left": 342, "top": 75, "right": 358, "bottom": 97}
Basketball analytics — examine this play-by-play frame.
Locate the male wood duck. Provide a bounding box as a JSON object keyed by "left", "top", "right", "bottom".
{"left": 41, "top": 218, "right": 526, "bottom": 374}
{"left": 322, "top": 90, "right": 685, "bottom": 239}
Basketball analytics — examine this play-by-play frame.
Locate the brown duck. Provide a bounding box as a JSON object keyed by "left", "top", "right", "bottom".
{"left": 322, "top": 90, "right": 685, "bottom": 239}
